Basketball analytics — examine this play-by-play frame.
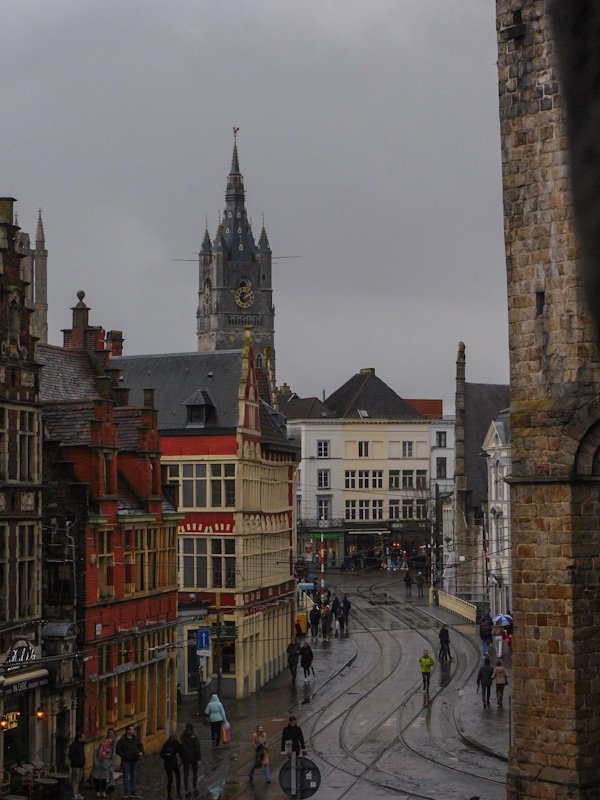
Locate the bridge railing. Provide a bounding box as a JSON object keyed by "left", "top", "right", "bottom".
{"left": 430, "top": 588, "right": 477, "bottom": 624}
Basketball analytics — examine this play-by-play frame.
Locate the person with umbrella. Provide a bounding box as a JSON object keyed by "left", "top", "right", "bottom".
{"left": 492, "top": 614, "right": 512, "bottom": 658}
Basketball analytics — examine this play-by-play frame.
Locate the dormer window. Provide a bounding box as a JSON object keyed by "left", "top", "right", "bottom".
{"left": 183, "top": 390, "right": 214, "bottom": 428}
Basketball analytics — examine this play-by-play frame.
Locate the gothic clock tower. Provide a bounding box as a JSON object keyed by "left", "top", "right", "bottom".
{"left": 197, "top": 131, "right": 275, "bottom": 376}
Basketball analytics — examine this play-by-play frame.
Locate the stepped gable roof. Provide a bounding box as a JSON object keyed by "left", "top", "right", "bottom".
{"left": 325, "top": 368, "right": 425, "bottom": 420}
{"left": 43, "top": 401, "right": 96, "bottom": 446}
{"left": 37, "top": 344, "right": 98, "bottom": 401}
{"left": 111, "top": 350, "right": 243, "bottom": 432}
{"left": 464, "top": 383, "right": 510, "bottom": 512}
{"left": 259, "top": 400, "right": 299, "bottom": 455}
{"left": 276, "top": 393, "right": 336, "bottom": 420}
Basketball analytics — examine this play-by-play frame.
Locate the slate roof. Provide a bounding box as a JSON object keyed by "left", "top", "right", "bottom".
{"left": 114, "top": 407, "right": 143, "bottom": 450}
{"left": 325, "top": 368, "right": 425, "bottom": 420}
{"left": 259, "top": 400, "right": 299, "bottom": 454}
{"left": 464, "top": 383, "right": 511, "bottom": 513}
{"left": 111, "top": 351, "right": 243, "bottom": 432}
{"left": 37, "top": 344, "right": 99, "bottom": 401}
{"left": 43, "top": 401, "right": 95, "bottom": 446}
{"left": 276, "top": 393, "right": 336, "bottom": 420}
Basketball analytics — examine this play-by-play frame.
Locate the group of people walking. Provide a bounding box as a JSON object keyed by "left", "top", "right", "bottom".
{"left": 69, "top": 724, "right": 145, "bottom": 799}
{"left": 308, "top": 593, "right": 351, "bottom": 640}
{"left": 404, "top": 571, "right": 425, "bottom": 598}
{"left": 287, "top": 639, "right": 315, "bottom": 681}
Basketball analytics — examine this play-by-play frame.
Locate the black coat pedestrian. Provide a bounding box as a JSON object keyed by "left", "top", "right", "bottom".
{"left": 180, "top": 727, "right": 201, "bottom": 763}
{"left": 281, "top": 720, "right": 305, "bottom": 754}
{"left": 68, "top": 737, "right": 85, "bottom": 768}
{"left": 160, "top": 736, "right": 183, "bottom": 769}
{"left": 300, "top": 644, "right": 313, "bottom": 669}
{"left": 477, "top": 663, "right": 494, "bottom": 687}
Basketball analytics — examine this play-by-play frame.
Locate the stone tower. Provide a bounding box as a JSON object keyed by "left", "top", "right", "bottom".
{"left": 197, "top": 132, "right": 274, "bottom": 377}
{"left": 15, "top": 209, "right": 48, "bottom": 344}
{"left": 497, "top": 3, "right": 600, "bottom": 798}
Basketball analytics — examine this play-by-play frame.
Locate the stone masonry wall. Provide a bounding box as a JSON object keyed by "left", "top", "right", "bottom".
{"left": 497, "top": 2, "right": 600, "bottom": 798}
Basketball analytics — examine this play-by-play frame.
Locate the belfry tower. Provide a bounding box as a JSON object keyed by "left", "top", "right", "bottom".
{"left": 197, "top": 131, "right": 275, "bottom": 377}
{"left": 497, "top": 3, "right": 600, "bottom": 798}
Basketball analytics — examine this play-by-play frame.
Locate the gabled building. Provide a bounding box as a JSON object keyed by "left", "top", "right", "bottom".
{"left": 37, "top": 292, "right": 181, "bottom": 756}
{"left": 281, "top": 368, "right": 444, "bottom": 569}
{"left": 0, "top": 198, "right": 46, "bottom": 771}
{"left": 113, "top": 332, "right": 298, "bottom": 700}
{"left": 482, "top": 408, "right": 512, "bottom": 616}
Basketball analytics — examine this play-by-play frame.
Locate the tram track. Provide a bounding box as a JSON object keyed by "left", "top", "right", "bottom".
{"left": 301, "top": 574, "right": 506, "bottom": 800}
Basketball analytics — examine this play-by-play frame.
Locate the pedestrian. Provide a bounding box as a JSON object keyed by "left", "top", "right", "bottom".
{"left": 416, "top": 572, "right": 424, "bottom": 597}
{"left": 476, "top": 657, "right": 494, "bottom": 707}
{"left": 479, "top": 613, "right": 493, "bottom": 656}
{"left": 287, "top": 638, "right": 301, "bottom": 679}
{"left": 419, "top": 648, "right": 434, "bottom": 692}
{"left": 160, "top": 732, "right": 183, "bottom": 800}
{"left": 300, "top": 642, "right": 313, "bottom": 681}
{"left": 248, "top": 725, "right": 271, "bottom": 785}
{"left": 337, "top": 606, "right": 346, "bottom": 637}
{"left": 438, "top": 624, "right": 452, "bottom": 661}
{"left": 309, "top": 605, "right": 321, "bottom": 638}
{"left": 492, "top": 659, "right": 509, "bottom": 707}
{"left": 404, "top": 571, "right": 413, "bottom": 597}
{"left": 342, "top": 594, "right": 351, "bottom": 627}
{"left": 204, "top": 693, "right": 228, "bottom": 748}
{"left": 492, "top": 619, "right": 505, "bottom": 658}
{"left": 321, "top": 606, "right": 331, "bottom": 640}
{"left": 280, "top": 716, "right": 306, "bottom": 756}
{"left": 180, "top": 722, "right": 201, "bottom": 798}
{"left": 68, "top": 731, "right": 85, "bottom": 800}
{"left": 331, "top": 595, "right": 340, "bottom": 618}
{"left": 92, "top": 733, "right": 116, "bottom": 798}
{"left": 106, "top": 727, "right": 117, "bottom": 794}
{"left": 116, "top": 725, "right": 144, "bottom": 799}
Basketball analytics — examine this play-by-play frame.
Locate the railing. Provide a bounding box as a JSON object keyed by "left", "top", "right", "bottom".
{"left": 432, "top": 589, "right": 477, "bottom": 624}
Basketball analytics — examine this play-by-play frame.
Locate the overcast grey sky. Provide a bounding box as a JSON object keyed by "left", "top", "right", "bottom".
{"left": 3, "top": 0, "right": 508, "bottom": 410}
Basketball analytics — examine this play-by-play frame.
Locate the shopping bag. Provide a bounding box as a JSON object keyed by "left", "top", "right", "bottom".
{"left": 221, "top": 722, "right": 231, "bottom": 744}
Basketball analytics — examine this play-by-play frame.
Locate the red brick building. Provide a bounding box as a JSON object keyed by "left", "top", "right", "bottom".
{"left": 37, "top": 292, "right": 182, "bottom": 755}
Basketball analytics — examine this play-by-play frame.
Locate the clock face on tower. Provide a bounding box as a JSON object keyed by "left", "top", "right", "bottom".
{"left": 235, "top": 281, "right": 255, "bottom": 308}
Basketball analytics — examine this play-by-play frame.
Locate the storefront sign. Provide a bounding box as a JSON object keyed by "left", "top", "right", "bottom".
{"left": 4, "top": 640, "right": 36, "bottom": 673}
{"left": 1, "top": 674, "right": 48, "bottom": 697}
{"left": 4, "top": 710, "right": 20, "bottom": 729}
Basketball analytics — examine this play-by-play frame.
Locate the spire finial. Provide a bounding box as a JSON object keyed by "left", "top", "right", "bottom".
{"left": 230, "top": 128, "right": 240, "bottom": 175}
{"left": 36, "top": 208, "right": 45, "bottom": 244}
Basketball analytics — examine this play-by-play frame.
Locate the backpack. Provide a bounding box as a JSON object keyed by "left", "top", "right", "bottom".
{"left": 479, "top": 618, "right": 490, "bottom": 636}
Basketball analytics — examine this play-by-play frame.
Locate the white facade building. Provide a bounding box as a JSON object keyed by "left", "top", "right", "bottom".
{"left": 482, "top": 408, "right": 512, "bottom": 615}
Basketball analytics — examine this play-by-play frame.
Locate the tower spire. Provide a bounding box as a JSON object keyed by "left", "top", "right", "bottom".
{"left": 36, "top": 208, "right": 45, "bottom": 244}
{"left": 231, "top": 126, "right": 240, "bottom": 174}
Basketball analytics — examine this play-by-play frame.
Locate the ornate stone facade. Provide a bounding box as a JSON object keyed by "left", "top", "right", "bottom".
{"left": 497, "top": 3, "right": 600, "bottom": 798}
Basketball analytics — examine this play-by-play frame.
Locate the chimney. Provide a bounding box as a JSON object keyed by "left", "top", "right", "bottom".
{"left": 96, "top": 376, "right": 111, "bottom": 400}
{"left": 106, "top": 330, "right": 124, "bottom": 357}
{"left": 63, "top": 291, "right": 89, "bottom": 350}
{"left": 0, "top": 198, "right": 16, "bottom": 251}
{"left": 143, "top": 388, "right": 154, "bottom": 409}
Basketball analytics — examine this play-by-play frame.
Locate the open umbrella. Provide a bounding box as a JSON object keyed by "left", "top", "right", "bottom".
{"left": 493, "top": 613, "right": 513, "bottom": 626}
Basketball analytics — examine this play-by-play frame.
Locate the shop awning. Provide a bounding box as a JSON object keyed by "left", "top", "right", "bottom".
{"left": 0, "top": 668, "right": 49, "bottom": 696}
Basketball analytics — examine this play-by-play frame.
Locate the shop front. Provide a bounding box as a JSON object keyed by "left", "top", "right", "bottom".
{"left": 0, "top": 667, "right": 49, "bottom": 770}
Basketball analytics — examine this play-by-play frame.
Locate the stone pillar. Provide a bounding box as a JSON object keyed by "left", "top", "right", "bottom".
{"left": 497, "top": 2, "right": 600, "bottom": 798}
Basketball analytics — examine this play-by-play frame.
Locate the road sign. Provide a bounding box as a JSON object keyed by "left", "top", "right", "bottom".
{"left": 196, "top": 627, "right": 211, "bottom": 657}
{"left": 279, "top": 756, "right": 321, "bottom": 798}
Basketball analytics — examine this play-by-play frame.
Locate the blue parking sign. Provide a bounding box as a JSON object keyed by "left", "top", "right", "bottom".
{"left": 197, "top": 628, "right": 211, "bottom": 651}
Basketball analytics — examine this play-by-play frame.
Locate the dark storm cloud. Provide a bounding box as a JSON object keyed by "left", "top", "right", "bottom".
{"left": 2, "top": 0, "right": 508, "bottom": 409}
